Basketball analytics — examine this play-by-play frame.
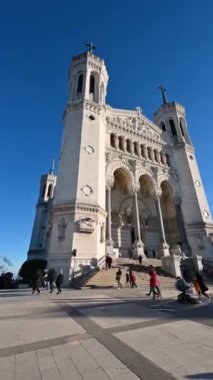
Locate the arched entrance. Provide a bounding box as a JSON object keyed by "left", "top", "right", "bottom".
{"left": 138, "top": 175, "right": 160, "bottom": 258}
{"left": 109, "top": 168, "right": 133, "bottom": 256}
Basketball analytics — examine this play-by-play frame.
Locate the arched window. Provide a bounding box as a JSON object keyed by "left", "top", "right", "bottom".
{"left": 110, "top": 134, "right": 115, "bottom": 148}
{"left": 47, "top": 185, "right": 52, "bottom": 197}
{"left": 133, "top": 142, "right": 138, "bottom": 155}
{"left": 169, "top": 119, "right": 177, "bottom": 137}
{"left": 42, "top": 185, "right": 46, "bottom": 197}
{"left": 161, "top": 122, "right": 166, "bottom": 132}
{"left": 141, "top": 145, "right": 144, "bottom": 157}
{"left": 118, "top": 136, "right": 123, "bottom": 150}
{"left": 77, "top": 74, "right": 83, "bottom": 93}
{"left": 180, "top": 120, "right": 185, "bottom": 137}
{"left": 89, "top": 74, "right": 95, "bottom": 95}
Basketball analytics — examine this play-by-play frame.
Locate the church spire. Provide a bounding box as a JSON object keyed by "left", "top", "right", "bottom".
{"left": 49, "top": 159, "right": 55, "bottom": 175}
{"left": 159, "top": 84, "right": 168, "bottom": 105}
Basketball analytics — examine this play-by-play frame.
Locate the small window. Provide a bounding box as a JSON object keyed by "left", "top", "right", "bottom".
{"left": 77, "top": 74, "right": 83, "bottom": 93}
{"left": 89, "top": 74, "right": 95, "bottom": 94}
{"left": 180, "top": 120, "right": 185, "bottom": 137}
{"left": 89, "top": 114, "right": 95, "bottom": 121}
{"left": 47, "top": 185, "right": 52, "bottom": 197}
{"left": 169, "top": 119, "right": 177, "bottom": 137}
{"left": 110, "top": 134, "right": 115, "bottom": 148}
{"left": 161, "top": 122, "right": 166, "bottom": 132}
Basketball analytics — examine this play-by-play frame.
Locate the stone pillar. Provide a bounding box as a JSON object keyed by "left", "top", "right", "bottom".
{"left": 155, "top": 150, "right": 161, "bottom": 163}
{"left": 174, "top": 198, "right": 191, "bottom": 255}
{"left": 122, "top": 137, "right": 126, "bottom": 152}
{"left": 106, "top": 185, "right": 113, "bottom": 253}
{"left": 132, "top": 189, "right": 146, "bottom": 259}
{"left": 162, "top": 153, "right": 167, "bottom": 165}
{"left": 149, "top": 148, "right": 154, "bottom": 161}
{"left": 136, "top": 142, "right": 141, "bottom": 157}
{"left": 114, "top": 134, "right": 119, "bottom": 150}
{"left": 154, "top": 193, "right": 170, "bottom": 257}
{"left": 129, "top": 140, "right": 134, "bottom": 155}
{"left": 142, "top": 145, "right": 148, "bottom": 159}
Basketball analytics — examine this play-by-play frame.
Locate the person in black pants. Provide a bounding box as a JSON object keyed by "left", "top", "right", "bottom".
{"left": 56, "top": 271, "right": 64, "bottom": 294}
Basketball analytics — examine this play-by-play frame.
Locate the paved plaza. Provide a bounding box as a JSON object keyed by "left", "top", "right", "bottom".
{"left": 0, "top": 286, "right": 213, "bottom": 380}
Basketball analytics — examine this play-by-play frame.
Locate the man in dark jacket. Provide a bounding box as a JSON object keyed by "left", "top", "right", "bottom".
{"left": 56, "top": 271, "right": 64, "bottom": 294}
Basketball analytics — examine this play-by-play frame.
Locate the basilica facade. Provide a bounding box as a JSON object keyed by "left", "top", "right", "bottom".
{"left": 28, "top": 47, "right": 213, "bottom": 283}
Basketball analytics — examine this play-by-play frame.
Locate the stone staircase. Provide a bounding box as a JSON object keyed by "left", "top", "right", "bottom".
{"left": 70, "top": 258, "right": 175, "bottom": 289}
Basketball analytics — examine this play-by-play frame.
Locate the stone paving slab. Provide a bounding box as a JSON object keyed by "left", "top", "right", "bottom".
{"left": 0, "top": 293, "right": 85, "bottom": 349}
{"left": 115, "top": 320, "right": 213, "bottom": 380}
{"left": 77, "top": 301, "right": 172, "bottom": 329}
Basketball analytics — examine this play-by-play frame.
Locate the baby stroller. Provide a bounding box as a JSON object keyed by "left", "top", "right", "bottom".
{"left": 175, "top": 277, "right": 196, "bottom": 304}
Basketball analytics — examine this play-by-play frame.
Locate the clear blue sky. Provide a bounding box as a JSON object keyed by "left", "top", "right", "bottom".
{"left": 1, "top": 0, "right": 213, "bottom": 274}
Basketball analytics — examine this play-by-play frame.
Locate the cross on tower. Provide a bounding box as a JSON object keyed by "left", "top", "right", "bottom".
{"left": 85, "top": 42, "right": 96, "bottom": 54}
{"left": 158, "top": 84, "right": 168, "bottom": 105}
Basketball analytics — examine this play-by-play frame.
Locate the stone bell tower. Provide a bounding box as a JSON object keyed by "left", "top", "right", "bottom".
{"left": 154, "top": 86, "right": 213, "bottom": 258}
{"left": 47, "top": 44, "right": 109, "bottom": 283}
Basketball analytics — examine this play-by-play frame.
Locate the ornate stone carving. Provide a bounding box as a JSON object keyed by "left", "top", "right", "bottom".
{"left": 78, "top": 217, "right": 95, "bottom": 233}
{"left": 84, "top": 145, "right": 95, "bottom": 155}
{"left": 81, "top": 185, "right": 93, "bottom": 196}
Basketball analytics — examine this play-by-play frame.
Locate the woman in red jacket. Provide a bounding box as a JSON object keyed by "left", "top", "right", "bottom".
{"left": 146, "top": 266, "right": 161, "bottom": 300}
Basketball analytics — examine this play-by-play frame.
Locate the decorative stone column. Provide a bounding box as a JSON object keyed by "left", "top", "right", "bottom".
{"left": 132, "top": 188, "right": 146, "bottom": 259}
{"left": 142, "top": 145, "right": 148, "bottom": 159}
{"left": 106, "top": 183, "right": 114, "bottom": 254}
{"left": 121, "top": 137, "right": 126, "bottom": 152}
{"left": 162, "top": 153, "right": 167, "bottom": 165}
{"left": 129, "top": 140, "right": 134, "bottom": 155}
{"left": 114, "top": 134, "right": 119, "bottom": 150}
{"left": 149, "top": 148, "right": 154, "bottom": 161}
{"left": 155, "top": 150, "right": 161, "bottom": 163}
{"left": 154, "top": 192, "right": 170, "bottom": 257}
{"left": 174, "top": 197, "right": 191, "bottom": 255}
{"left": 136, "top": 142, "right": 141, "bottom": 157}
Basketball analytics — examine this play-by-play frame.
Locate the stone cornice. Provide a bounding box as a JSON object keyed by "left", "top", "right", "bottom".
{"left": 105, "top": 147, "right": 169, "bottom": 170}
{"left": 52, "top": 203, "right": 107, "bottom": 218}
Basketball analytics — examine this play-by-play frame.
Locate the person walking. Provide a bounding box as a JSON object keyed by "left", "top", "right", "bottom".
{"left": 146, "top": 267, "right": 160, "bottom": 300}
{"left": 56, "top": 271, "right": 64, "bottom": 294}
{"left": 125, "top": 271, "right": 130, "bottom": 287}
{"left": 116, "top": 268, "right": 122, "bottom": 289}
{"left": 32, "top": 269, "right": 42, "bottom": 294}
{"left": 194, "top": 271, "right": 209, "bottom": 300}
{"left": 48, "top": 268, "right": 57, "bottom": 293}
{"left": 130, "top": 272, "right": 137, "bottom": 288}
